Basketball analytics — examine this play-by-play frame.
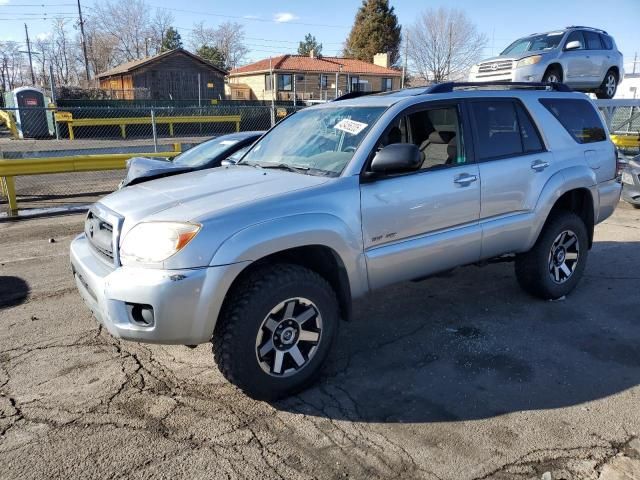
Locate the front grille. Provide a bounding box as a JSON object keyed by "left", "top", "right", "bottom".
{"left": 85, "top": 211, "right": 115, "bottom": 264}
{"left": 478, "top": 60, "right": 514, "bottom": 73}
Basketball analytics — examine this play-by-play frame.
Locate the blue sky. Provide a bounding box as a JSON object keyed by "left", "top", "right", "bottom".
{"left": 1, "top": 0, "right": 639, "bottom": 71}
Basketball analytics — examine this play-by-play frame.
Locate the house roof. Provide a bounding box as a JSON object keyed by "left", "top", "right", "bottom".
{"left": 230, "top": 55, "right": 401, "bottom": 77}
{"left": 97, "top": 48, "right": 227, "bottom": 79}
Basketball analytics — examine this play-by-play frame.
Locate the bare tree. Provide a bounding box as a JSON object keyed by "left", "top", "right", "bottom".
{"left": 189, "top": 21, "right": 247, "bottom": 69}
{"left": 149, "top": 9, "right": 175, "bottom": 55}
{"left": 407, "top": 7, "right": 488, "bottom": 83}
{"left": 92, "top": 0, "right": 152, "bottom": 61}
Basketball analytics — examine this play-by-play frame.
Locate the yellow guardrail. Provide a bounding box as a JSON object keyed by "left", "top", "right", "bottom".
{"left": 55, "top": 113, "right": 241, "bottom": 140}
{"left": 611, "top": 134, "right": 640, "bottom": 149}
{"left": 0, "top": 149, "right": 180, "bottom": 216}
{"left": 0, "top": 110, "right": 19, "bottom": 139}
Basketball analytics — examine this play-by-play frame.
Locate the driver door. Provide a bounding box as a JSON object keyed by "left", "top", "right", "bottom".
{"left": 360, "top": 101, "right": 481, "bottom": 290}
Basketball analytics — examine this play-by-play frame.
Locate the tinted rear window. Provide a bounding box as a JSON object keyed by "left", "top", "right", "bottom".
{"left": 539, "top": 99, "right": 607, "bottom": 144}
{"left": 584, "top": 31, "right": 603, "bottom": 50}
{"left": 600, "top": 34, "right": 613, "bottom": 50}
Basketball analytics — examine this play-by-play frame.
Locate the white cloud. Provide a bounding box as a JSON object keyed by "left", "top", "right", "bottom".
{"left": 273, "top": 12, "right": 298, "bottom": 23}
{"left": 0, "top": 0, "right": 10, "bottom": 5}
{"left": 36, "top": 32, "right": 51, "bottom": 41}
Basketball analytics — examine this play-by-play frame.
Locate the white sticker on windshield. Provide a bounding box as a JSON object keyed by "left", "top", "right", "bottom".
{"left": 334, "top": 119, "right": 368, "bottom": 135}
{"left": 220, "top": 140, "right": 239, "bottom": 146}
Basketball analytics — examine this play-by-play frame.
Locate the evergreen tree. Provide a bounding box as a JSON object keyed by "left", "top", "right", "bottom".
{"left": 161, "top": 27, "right": 183, "bottom": 52}
{"left": 297, "top": 33, "right": 323, "bottom": 56}
{"left": 196, "top": 45, "right": 227, "bottom": 70}
{"left": 343, "top": 0, "right": 401, "bottom": 65}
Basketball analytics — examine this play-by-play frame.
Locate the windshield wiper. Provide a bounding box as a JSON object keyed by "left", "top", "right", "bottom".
{"left": 259, "top": 163, "right": 310, "bottom": 174}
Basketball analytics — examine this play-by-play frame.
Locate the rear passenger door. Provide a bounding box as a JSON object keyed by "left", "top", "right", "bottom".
{"left": 468, "top": 99, "right": 554, "bottom": 258}
{"left": 582, "top": 30, "right": 607, "bottom": 85}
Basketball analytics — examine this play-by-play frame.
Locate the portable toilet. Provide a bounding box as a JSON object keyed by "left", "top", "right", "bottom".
{"left": 3, "top": 87, "right": 54, "bottom": 139}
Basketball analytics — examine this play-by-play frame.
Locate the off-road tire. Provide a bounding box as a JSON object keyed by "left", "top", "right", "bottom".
{"left": 515, "top": 211, "right": 589, "bottom": 300}
{"left": 213, "top": 263, "right": 339, "bottom": 400}
{"left": 595, "top": 69, "right": 618, "bottom": 99}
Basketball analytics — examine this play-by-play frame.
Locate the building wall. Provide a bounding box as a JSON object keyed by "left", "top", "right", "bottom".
{"left": 131, "top": 52, "right": 225, "bottom": 100}
{"left": 230, "top": 72, "right": 400, "bottom": 101}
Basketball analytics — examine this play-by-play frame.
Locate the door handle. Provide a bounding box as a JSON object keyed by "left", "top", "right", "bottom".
{"left": 531, "top": 160, "right": 549, "bottom": 171}
{"left": 454, "top": 173, "right": 478, "bottom": 186}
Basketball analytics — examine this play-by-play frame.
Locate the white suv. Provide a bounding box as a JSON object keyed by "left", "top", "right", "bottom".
{"left": 469, "top": 26, "right": 624, "bottom": 99}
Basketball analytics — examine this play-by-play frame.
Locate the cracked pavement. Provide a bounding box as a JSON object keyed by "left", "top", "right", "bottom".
{"left": 1, "top": 203, "right": 639, "bottom": 480}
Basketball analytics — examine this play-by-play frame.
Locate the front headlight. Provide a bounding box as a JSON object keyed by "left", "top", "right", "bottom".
{"left": 120, "top": 222, "right": 201, "bottom": 265}
{"left": 516, "top": 55, "right": 542, "bottom": 68}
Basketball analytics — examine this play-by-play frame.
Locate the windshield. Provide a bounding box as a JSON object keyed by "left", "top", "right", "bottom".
{"left": 173, "top": 137, "right": 244, "bottom": 167}
{"left": 501, "top": 32, "right": 564, "bottom": 55}
{"left": 241, "top": 106, "right": 386, "bottom": 176}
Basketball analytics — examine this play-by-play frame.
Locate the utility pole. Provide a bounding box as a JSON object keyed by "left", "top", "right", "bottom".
{"left": 633, "top": 52, "right": 638, "bottom": 75}
{"left": 77, "top": 0, "right": 90, "bottom": 82}
{"left": 402, "top": 33, "right": 409, "bottom": 89}
{"left": 24, "top": 24, "right": 36, "bottom": 85}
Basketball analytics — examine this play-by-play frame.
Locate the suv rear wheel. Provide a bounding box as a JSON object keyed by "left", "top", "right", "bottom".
{"left": 596, "top": 69, "right": 618, "bottom": 99}
{"left": 515, "top": 211, "right": 589, "bottom": 300}
{"left": 213, "top": 263, "right": 338, "bottom": 400}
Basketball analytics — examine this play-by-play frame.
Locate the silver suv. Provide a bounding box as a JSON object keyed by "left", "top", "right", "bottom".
{"left": 469, "top": 26, "right": 624, "bottom": 99}
{"left": 70, "top": 83, "right": 622, "bottom": 399}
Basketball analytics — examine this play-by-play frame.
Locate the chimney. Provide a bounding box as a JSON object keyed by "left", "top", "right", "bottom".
{"left": 373, "top": 52, "right": 389, "bottom": 68}
{"left": 309, "top": 49, "right": 315, "bottom": 59}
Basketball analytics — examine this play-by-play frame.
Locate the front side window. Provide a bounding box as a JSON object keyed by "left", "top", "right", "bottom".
{"left": 469, "top": 100, "right": 543, "bottom": 161}
{"left": 374, "top": 105, "right": 465, "bottom": 170}
{"left": 242, "top": 106, "right": 386, "bottom": 176}
{"left": 539, "top": 99, "right": 607, "bottom": 144}
{"left": 584, "top": 31, "right": 603, "bottom": 50}
{"left": 278, "top": 74, "right": 293, "bottom": 91}
{"left": 564, "top": 31, "right": 585, "bottom": 50}
{"left": 501, "top": 32, "right": 564, "bottom": 55}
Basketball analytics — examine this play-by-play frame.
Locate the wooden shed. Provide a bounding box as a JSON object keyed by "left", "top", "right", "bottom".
{"left": 97, "top": 49, "right": 227, "bottom": 101}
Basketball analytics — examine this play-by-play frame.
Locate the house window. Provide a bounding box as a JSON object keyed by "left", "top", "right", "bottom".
{"left": 382, "top": 78, "right": 393, "bottom": 91}
{"left": 264, "top": 73, "right": 273, "bottom": 91}
{"left": 296, "top": 74, "right": 305, "bottom": 82}
{"left": 350, "top": 76, "right": 360, "bottom": 92}
{"left": 320, "top": 74, "right": 328, "bottom": 89}
{"left": 278, "top": 74, "right": 293, "bottom": 91}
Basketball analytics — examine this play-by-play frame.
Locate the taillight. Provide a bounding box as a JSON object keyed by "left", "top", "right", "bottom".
{"left": 615, "top": 150, "right": 626, "bottom": 179}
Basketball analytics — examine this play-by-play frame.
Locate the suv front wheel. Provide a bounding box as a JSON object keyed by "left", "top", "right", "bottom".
{"left": 213, "top": 263, "right": 339, "bottom": 400}
{"left": 515, "top": 211, "right": 589, "bottom": 300}
{"left": 596, "top": 69, "right": 618, "bottom": 99}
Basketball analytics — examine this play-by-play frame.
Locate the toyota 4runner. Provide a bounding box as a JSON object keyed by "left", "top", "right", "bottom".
{"left": 70, "top": 82, "right": 622, "bottom": 400}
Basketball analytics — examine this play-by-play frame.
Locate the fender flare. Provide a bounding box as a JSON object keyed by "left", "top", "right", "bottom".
{"left": 525, "top": 166, "right": 597, "bottom": 250}
{"left": 210, "top": 213, "right": 369, "bottom": 299}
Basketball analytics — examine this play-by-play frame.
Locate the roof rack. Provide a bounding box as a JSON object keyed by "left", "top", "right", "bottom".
{"left": 332, "top": 91, "right": 380, "bottom": 102}
{"left": 565, "top": 25, "right": 608, "bottom": 34}
{"left": 426, "top": 81, "right": 572, "bottom": 94}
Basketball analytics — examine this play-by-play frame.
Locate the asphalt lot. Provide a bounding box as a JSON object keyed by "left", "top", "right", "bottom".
{"left": 1, "top": 203, "right": 639, "bottom": 479}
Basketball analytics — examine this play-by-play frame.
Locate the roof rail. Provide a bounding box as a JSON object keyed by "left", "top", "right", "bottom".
{"left": 426, "top": 81, "right": 572, "bottom": 94}
{"left": 332, "top": 91, "right": 380, "bottom": 102}
{"left": 565, "top": 25, "right": 608, "bottom": 34}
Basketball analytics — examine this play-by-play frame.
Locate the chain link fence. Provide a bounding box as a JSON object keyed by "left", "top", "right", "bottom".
{"left": 0, "top": 103, "right": 302, "bottom": 217}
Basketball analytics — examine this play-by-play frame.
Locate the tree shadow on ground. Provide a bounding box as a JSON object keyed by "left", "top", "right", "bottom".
{"left": 0, "top": 276, "right": 30, "bottom": 309}
{"left": 275, "top": 240, "right": 640, "bottom": 423}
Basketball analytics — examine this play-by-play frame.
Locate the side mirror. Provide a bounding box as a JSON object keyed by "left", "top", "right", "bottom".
{"left": 565, "top": 40, "right": 581, "bottom": 51}
{"left": 370, "top": 143, "right": 422, "bottom": 174}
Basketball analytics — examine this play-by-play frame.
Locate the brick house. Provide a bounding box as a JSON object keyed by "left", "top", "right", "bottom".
{"left": 227, "top": 52, "right": 402, "bottom": 101}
